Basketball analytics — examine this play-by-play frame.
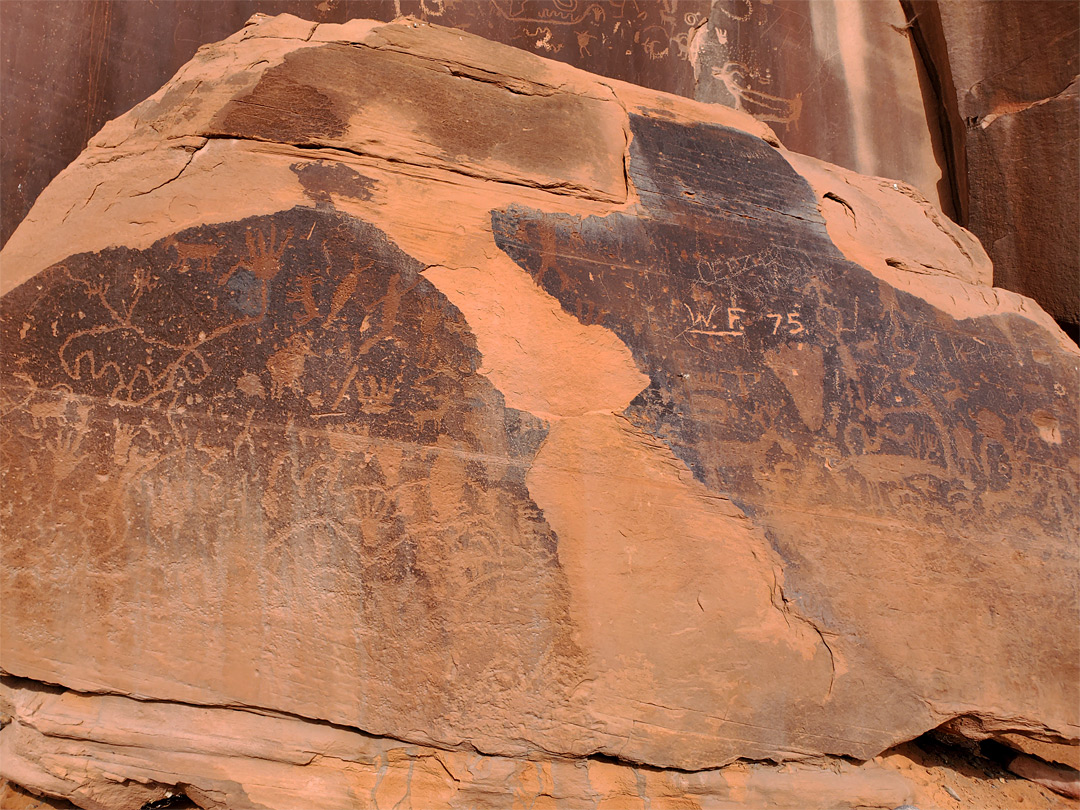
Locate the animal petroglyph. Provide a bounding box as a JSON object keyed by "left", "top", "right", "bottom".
{"left": 267, "top": 332, "right": 310, "bottom": 398}
{"left": 164, "top": 235, "right": 220, "bottom": 275}
{"left": 711, "top": 61, "right": 802, "bottom": 124}
{"left": 640, "top": 26, "right": 671, "bottom": 60}
{"left": 524, "top": 26, "right": 563, "bottom": 53}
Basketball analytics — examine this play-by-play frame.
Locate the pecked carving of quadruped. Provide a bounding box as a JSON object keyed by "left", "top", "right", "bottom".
{"left": 1, "top": 13, "right": 1076, "bottom": 810}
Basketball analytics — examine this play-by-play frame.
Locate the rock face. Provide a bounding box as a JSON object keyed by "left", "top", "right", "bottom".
{"left": 918, "top": 0, "right": 1080, "bottom": 336}
{"left": 1, "top": 14, "right": 1078, "bottom": 809}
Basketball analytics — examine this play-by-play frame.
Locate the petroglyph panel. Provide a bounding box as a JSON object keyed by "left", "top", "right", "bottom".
{"left": 450, "top": 0, "right": 711, "bottom": 94}
{"left": 493, "top": 114, "right": 1080, "bottom": 739}
{"left": 0, "top": 206, "right": 584, "bottom": 749}
{"left": 693, "top": 0, "right": 948, "bottom": 216}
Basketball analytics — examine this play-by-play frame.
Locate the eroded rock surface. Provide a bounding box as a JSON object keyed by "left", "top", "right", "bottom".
{"left": 1, "top": 13, "right": 1077, "bottom": 809}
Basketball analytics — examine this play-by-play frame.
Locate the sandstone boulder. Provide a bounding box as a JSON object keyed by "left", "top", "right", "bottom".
{"left": 1, "top": 13, "right": 1077, "bottom": 809}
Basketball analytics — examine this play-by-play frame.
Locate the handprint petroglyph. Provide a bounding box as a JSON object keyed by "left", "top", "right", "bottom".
{"left": 238, "top": 224, "right": 293, "bottom": 285}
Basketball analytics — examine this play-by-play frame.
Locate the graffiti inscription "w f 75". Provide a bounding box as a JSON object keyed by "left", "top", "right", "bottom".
{"left": 681, "top": 301, "right": 806, "bottom": 339}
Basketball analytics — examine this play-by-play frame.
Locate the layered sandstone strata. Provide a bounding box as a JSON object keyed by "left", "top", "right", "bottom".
{"left": 1, "top": 13, "right": 1077, "bottom": 809}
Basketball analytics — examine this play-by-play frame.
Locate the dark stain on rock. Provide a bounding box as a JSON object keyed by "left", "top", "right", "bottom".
{"left": 492, "top": 113, "right": 1079, "bottom": 689}
{"left": 216, "top": 69, "right": 347, "bottom": 142}
{"left": 1, "top": 206, "right": 588, "bottom": 739}
{"left": 210, "top": 44, "right": 624, "bottom": 198}
{"left": 292, "top": 161, "right": 375, "bottom": 206}
{"left": 494, "top": 115, "right": 1078, "bottom": 529}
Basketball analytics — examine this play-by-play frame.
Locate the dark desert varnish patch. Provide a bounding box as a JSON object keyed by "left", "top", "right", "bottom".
{"left": 208, "top": 44, "right": 628, "bottom": 201}
{"left": 291, "top": 161, "right": 376, "bottom": 206}
{"left": 0, "top": 206, "right": 582, "bottom": 739}
{"left": 493, "top": 113, "right": 1079, "bottom": 726}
